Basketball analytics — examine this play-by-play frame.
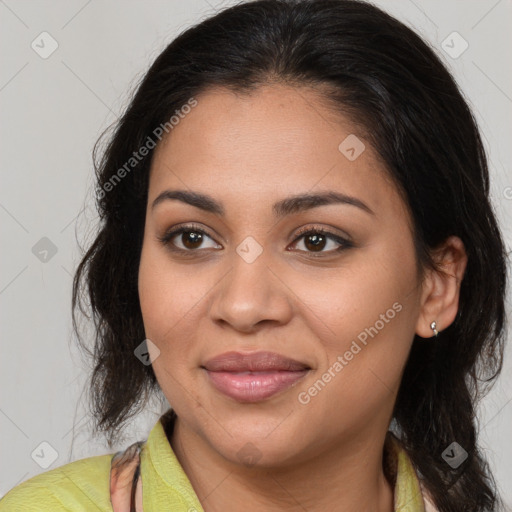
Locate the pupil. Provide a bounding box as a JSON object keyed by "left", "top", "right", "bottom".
{"left": 305, "top": 234, "right": 325, "bottom": 252}
{"left": 183, "top": 231, "right": 202, "bottom": 249}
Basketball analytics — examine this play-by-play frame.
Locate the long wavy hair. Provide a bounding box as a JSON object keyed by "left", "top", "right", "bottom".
{"left": 72, "top": 1, "right": 509, "bottom": 510}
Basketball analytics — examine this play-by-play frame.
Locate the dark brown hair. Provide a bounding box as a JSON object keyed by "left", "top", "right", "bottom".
{"left": 72, "top": 1, "right": 509, "bottom": 510}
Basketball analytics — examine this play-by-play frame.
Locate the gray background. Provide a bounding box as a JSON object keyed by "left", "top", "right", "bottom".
{"left": 1, "top": 0, "right": 511, "bottom": 506}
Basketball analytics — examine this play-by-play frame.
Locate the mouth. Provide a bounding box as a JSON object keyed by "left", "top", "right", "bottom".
{"left": 201, "top": 351, "right": 311, "bottom": 403}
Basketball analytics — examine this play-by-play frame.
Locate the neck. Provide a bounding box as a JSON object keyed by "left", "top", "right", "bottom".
{"left": 169, "top": 417, "right": 394, "bottom": 512}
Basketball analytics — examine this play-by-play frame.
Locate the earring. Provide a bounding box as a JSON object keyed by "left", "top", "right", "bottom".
{"left": 430, "top": 321, "right": 439, "bottom": 337}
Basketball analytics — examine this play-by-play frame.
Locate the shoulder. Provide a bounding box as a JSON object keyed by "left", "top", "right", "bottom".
{"left": 0, "top": 453, "right": 114, "bottom": 512}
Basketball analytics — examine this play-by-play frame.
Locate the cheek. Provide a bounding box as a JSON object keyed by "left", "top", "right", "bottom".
{"left": 291, "top": 245, "right": 416, "bottom": 352}
{"left": 138, "top": 242, "right": 194, "bottom": 352}
{"left": 292, "top": 238, "right": 418, "bottom": 412}
{"left": 138, "top": 244, "right": 203, "bottom": 408}
{"left": 138, "top": 239, "right": 222, "bottom": 381}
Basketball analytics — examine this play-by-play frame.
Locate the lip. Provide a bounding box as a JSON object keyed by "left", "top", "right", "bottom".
{"left": 203, "top": 351, "right": 310, "bottom": 372}
{"left": 202, "top": 351, "right": 311, "bottom": 403}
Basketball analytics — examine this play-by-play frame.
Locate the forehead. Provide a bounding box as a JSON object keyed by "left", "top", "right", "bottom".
{"left": 149, "top": 84, "right": 404, "bottom": 222}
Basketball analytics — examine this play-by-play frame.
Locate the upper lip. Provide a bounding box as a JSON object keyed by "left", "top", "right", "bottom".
{"left": 202, "top": 351, "right": 310, "bottom": 372}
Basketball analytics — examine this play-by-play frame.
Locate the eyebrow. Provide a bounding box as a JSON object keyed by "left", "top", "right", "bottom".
{"left": 151, "top": 189, "right": 374, "bottom": 217}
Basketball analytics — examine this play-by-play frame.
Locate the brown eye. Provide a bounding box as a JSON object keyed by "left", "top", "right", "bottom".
{"left": 303, "top": 233, "right": 328, "bottom": 252}
{"left": 180, "top": 230, "right": 204, "bottom": 249}
{"left": 158, "top": 224, "right": 221, "bottom": 253}
{"left": 290, "top": 227, "right": 353, "bottom": 256}
{"left": 158, "top": 224, "right": 352, "bottom": 257}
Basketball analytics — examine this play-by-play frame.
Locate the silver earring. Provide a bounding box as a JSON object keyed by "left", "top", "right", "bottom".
{"left": 430, "top": 321, "right": 439, "bottom": 337}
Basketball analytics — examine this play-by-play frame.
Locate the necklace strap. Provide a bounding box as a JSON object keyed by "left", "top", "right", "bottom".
{"left": 110, "top": 441, "right": 144, "bottom": 512}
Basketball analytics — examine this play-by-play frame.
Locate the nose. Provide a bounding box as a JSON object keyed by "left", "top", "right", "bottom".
{"left": 208, "top": 243, "right": 294, "bottom": 334}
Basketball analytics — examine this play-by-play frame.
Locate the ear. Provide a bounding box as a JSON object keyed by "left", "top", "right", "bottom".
{"left": 415, "top": 236, "right": 468, "bottom": 338}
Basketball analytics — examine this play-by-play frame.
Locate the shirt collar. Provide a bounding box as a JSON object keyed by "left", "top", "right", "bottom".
{"left": 384, "top": 431, "right": 427, "bottom": 511}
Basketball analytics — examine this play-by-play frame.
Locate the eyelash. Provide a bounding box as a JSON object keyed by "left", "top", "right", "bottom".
{"left": 157, "top": 223, "right": 353, "bottom": 257}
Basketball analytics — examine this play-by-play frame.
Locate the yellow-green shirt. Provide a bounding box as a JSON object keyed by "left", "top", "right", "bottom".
{"left": 0, "top": 413, "right": 436, "bottom": 511}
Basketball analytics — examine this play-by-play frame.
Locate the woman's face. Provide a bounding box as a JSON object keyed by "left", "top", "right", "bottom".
{"left": 138, "top": 84, "right": 425, "bottom": 467}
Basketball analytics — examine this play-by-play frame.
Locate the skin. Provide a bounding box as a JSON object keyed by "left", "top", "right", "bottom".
{"left": 138, "top": 84, "right": 467, "bottom": 512}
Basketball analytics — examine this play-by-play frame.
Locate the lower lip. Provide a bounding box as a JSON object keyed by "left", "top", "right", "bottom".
{"left": 204, "top": 369, "right": 309, "bottom": 403}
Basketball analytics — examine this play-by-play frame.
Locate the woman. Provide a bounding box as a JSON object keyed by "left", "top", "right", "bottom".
{"left": 1, "top": 0, "right": 508, "bottom": 510}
